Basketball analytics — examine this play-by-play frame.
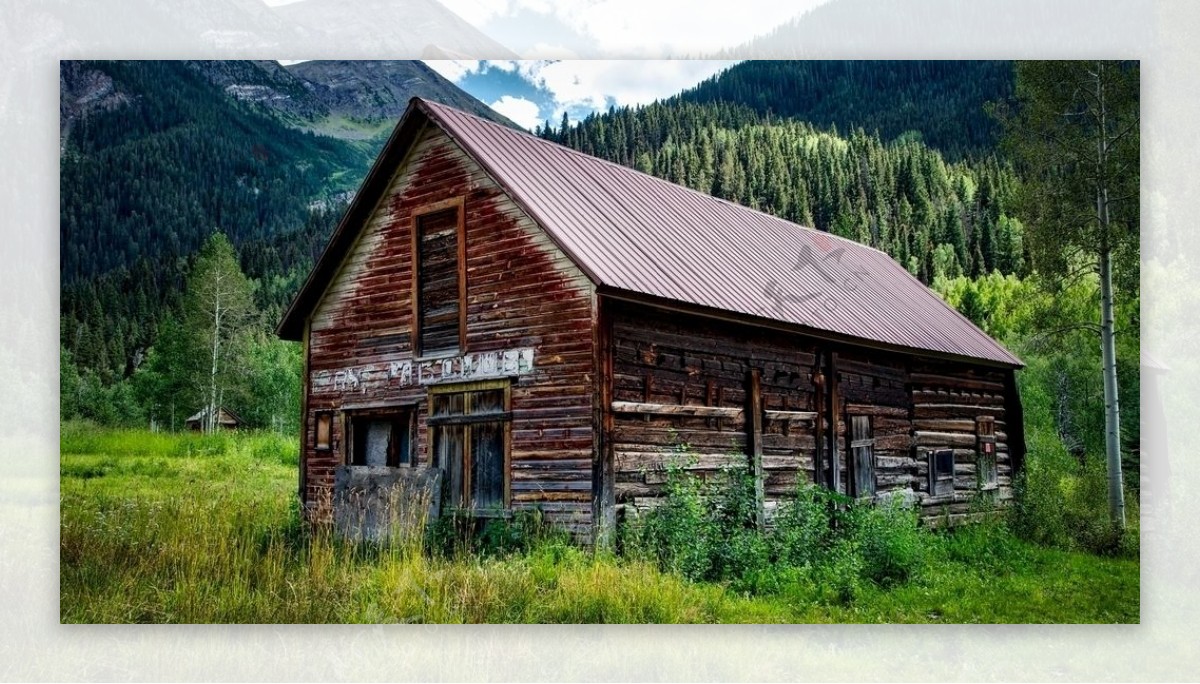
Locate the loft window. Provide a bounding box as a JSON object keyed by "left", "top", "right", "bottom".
{"left": 929, "top": 448, "right": 955, "bottom": 496}
{"left": 413, "top": 202, "right": 465, "bottom": 357}
{"left": 315, "top": 411, "right": 332, "bottom": 451}
{"left": 849, "top": 415, "right": 875, "bottom": 497}
{"left": 428, "top": 380, "right": 511, "bottom": 512}
{"left": 976, "top": 416, "right": 998, "bottom": 490}
{"left": 347, "top": 409, "right": 415, "bottom": 467}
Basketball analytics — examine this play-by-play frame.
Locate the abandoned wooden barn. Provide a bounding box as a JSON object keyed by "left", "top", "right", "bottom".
{"left": 277, "top": 97, "right": 1026, "bottom": 542}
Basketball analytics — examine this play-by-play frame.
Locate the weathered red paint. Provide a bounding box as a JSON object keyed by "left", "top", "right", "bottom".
{"left": 301, "top": 125, "right": 597, "bottom": 535}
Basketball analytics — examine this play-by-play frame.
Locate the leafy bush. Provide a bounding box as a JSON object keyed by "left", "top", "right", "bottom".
{"left": 842, "top": 499, "right": 928, "bottom": 586}
{"left": 1009, "top": 422, "right": 1139, "bottom": 557}
{"left": 624, "top": 463, "right": 933, "bottom": 597}
{"left": 622, "top": 460, "right": 718, "bottom": 581}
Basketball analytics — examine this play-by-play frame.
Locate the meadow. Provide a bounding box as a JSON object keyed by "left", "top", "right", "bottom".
{"left": 59, "top": 422, "right": 1138, "bottom": 624}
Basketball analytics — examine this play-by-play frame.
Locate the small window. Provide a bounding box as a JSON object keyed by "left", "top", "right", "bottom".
{"left": 315, "top": 411, "right": 333, "bottom": 451}
{"left": 929, "top": 448, "right": 955, "bottom": 496}
{"left": 977, "top": 416, "right": 998, "bottom": 490}
{"left": 429, "top": 381, "right": 511, "bottom": 511}
{"left": 849, "top": 415, "right": 875, "bottom": 497}
{"left": 413, "top": 203, "right": 465, "bottom": 357}
{"left": 347, "top": 409, "right": 415, "bottom": 467}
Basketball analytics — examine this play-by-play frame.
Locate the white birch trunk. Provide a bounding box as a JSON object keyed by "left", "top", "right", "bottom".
{"left": 1094, "top": 61, "right": 1126, "bottom": 529}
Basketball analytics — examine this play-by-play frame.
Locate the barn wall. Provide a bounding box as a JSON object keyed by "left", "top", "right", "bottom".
{"left": 605, "top": 301, "right": 1016, "bottom": 525}
{"left": 909, "top": 360, "right": 1015, "bottom": 522}
{"left": 608, "top": 302, "right": 820, "bottom": 513}
{"left": 302, "top": 124, "right": 597, "bottom": 537}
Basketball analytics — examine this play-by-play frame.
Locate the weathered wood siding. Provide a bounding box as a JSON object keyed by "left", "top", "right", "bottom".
{"left": 303, "top": 124, "right": 597, "bottom": 537}
{"left": 605, "top": 301, "right": 1016, "bottom": 524}
{"left": 909, "top": 360, "right": 1014, "bottom": 522}
{"left": 608, "top": 303, "right": 821, "bottom": 513}
{"left": 833, "top": 347, "right": 913, "bottom": 498}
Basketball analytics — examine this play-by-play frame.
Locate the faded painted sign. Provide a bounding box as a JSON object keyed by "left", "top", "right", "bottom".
{"left": 311, "top": 348, "right": 535, "bottom": 394}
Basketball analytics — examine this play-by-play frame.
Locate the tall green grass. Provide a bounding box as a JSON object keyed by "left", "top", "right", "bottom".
{"left": 60, "top": 424, "right": 1139, "bottom": 623}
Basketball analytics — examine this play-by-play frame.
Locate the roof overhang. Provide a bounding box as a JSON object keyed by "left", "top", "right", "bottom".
{"left": 597, "top": 287, "right": 1025, "bottom": 370}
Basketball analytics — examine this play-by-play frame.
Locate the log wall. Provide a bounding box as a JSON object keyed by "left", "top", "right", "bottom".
{"left": 604, "top": 301, "right": 1017, "bottom": 524}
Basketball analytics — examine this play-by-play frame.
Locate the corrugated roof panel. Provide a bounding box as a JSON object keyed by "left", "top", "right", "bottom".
{"left": 420, "top": 99, "right": 1022, "bottom": 367}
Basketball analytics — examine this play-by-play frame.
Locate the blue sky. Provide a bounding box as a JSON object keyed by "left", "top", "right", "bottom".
{"left": 422, "top": 60, "right": 739, "bottom": 131}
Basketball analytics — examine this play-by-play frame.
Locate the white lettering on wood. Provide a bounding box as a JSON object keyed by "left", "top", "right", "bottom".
{"left": 310, "top": 347, "right": 536, "bottom": 394}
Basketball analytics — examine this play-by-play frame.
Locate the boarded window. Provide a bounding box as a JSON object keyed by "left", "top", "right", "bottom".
{"left": 348, "top": 409, "right": 414, "bottom": 467}
{"left": 429, "top": 382, "right": 510, "bottom": 511}
{"left": 976, "top": 416, "right": 998, "bottom": 490}
{"left": 414, "top": 206, "right": 464, "bottom": 357}
{"left": 849, "top": 415, "right": 875, "bottom": 497}
{"left": 315, "top": 411, "right": 332, "bottom": 451}
{"left": 929, "top": 448, "right": 955, "bottom": 496}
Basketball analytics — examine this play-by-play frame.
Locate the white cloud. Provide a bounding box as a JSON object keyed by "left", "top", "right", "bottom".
{"left": 488, "top": 95, "right": 543, "bottom": 130}
{"left": 523, "top": 60, "right": 735, "bottom": 116}
{"left": 423, "top": 60, "right": 484, "bottom": 83}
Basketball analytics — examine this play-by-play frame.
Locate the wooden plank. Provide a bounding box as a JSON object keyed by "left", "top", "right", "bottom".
{"left": 910, "top": 372, "right": 1005, "bottom": 393}
{"left": 610, "top": 400, "right": 744, "bottom": 419}
{"left": 913, "top": 418, "right": 978, "bottom": 432}
{"left": 748, "top": 368, "right": 765, "bottom": 530}
{"left": 914, "top": 431, "right": 978, "bottom": 448}
{"left": 764, "top": 409, "right": 818, "bottom": 421}
{"left": 843, "top": 403, "right": 908, "bottom": 417}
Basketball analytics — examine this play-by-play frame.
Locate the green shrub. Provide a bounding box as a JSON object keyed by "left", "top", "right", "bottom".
{"left": 843, "top": 499, "right": 927, "bottom": 586}
{"left": 625, "top": 461, "right": 934, "bottom": 596}
{"left": 623, "top": 460, "right": 717, "bottom": 581}
{"left": 939, "top": 515, "right": 1031, "bottom": 572}
{"left": 769, "top": 482, "right": 841, "bottom": 568}
{"left": 1009, "top": 424, "right": 1139, "bottom": 557}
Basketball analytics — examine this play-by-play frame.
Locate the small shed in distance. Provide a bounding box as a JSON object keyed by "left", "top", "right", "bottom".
{"left": 277, "top": 97, "right": 1026, "bottom": 543}
{"left": 184, "top": 406, "right": 245, "bottom": 431}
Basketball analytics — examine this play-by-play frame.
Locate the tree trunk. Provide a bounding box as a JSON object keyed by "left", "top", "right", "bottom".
{"left": 1099, "top": 247, "right": 1125, "bottom": 529}
{"left": 1094, "top": 61, "right": 1126, "bottom": 530}
{"left": 208, "top": 291, "right": 222, "bottom": 434}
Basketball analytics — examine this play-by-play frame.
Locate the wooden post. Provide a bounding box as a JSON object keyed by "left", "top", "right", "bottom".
{"left": 827, "top": 352, "right": 840, "bottom": 493}
{"left": 813, "top": 351, "right": 825, "bottom": 488}
{"left": 593, "top": 297, "right": 616, "bottom": 550}
{"left": 747, "top": 368, "right": 765, "bottom": 530}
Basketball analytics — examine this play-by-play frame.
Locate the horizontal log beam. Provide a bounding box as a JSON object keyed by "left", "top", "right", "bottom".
{"left": 764, "top": 409, "right": 818, "bottom": 421}
{"left": 914, "top": 431, "right": 978, "bottom": 448}
{"left": 610, "top": 400, "right": 744, "bottom": 419}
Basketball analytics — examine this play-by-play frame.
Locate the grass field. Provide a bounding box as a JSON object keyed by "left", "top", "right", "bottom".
{"left": 59, "top": 423, "right": 1139, "bottom": 624}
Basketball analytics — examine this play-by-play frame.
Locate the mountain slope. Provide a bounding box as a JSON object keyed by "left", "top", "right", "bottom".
{"left": 60, "top": 60, "right": 366, "bottom": 285}
{"left": 284, "top": 60, "right": 517, "bottom": 137}
{"left": 675, "top": 61, "right": 1013, "bottom": 160}
{"left": 184, "top": 60, "right": 516, "bottom": 141}
{"left": 59, "top": 59, "right": 511, "bottom": 379}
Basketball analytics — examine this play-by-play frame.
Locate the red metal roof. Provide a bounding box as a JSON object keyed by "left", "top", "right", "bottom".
{"left": 280, "top": 97, "right": 1021, "bottom": 368}
{"left": 421, "top": 99, "right": 1020, "bottom": 367}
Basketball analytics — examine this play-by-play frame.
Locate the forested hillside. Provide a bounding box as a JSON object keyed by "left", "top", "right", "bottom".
{"left": 674, "top": 61, "right": 1013, "bottom": 160}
